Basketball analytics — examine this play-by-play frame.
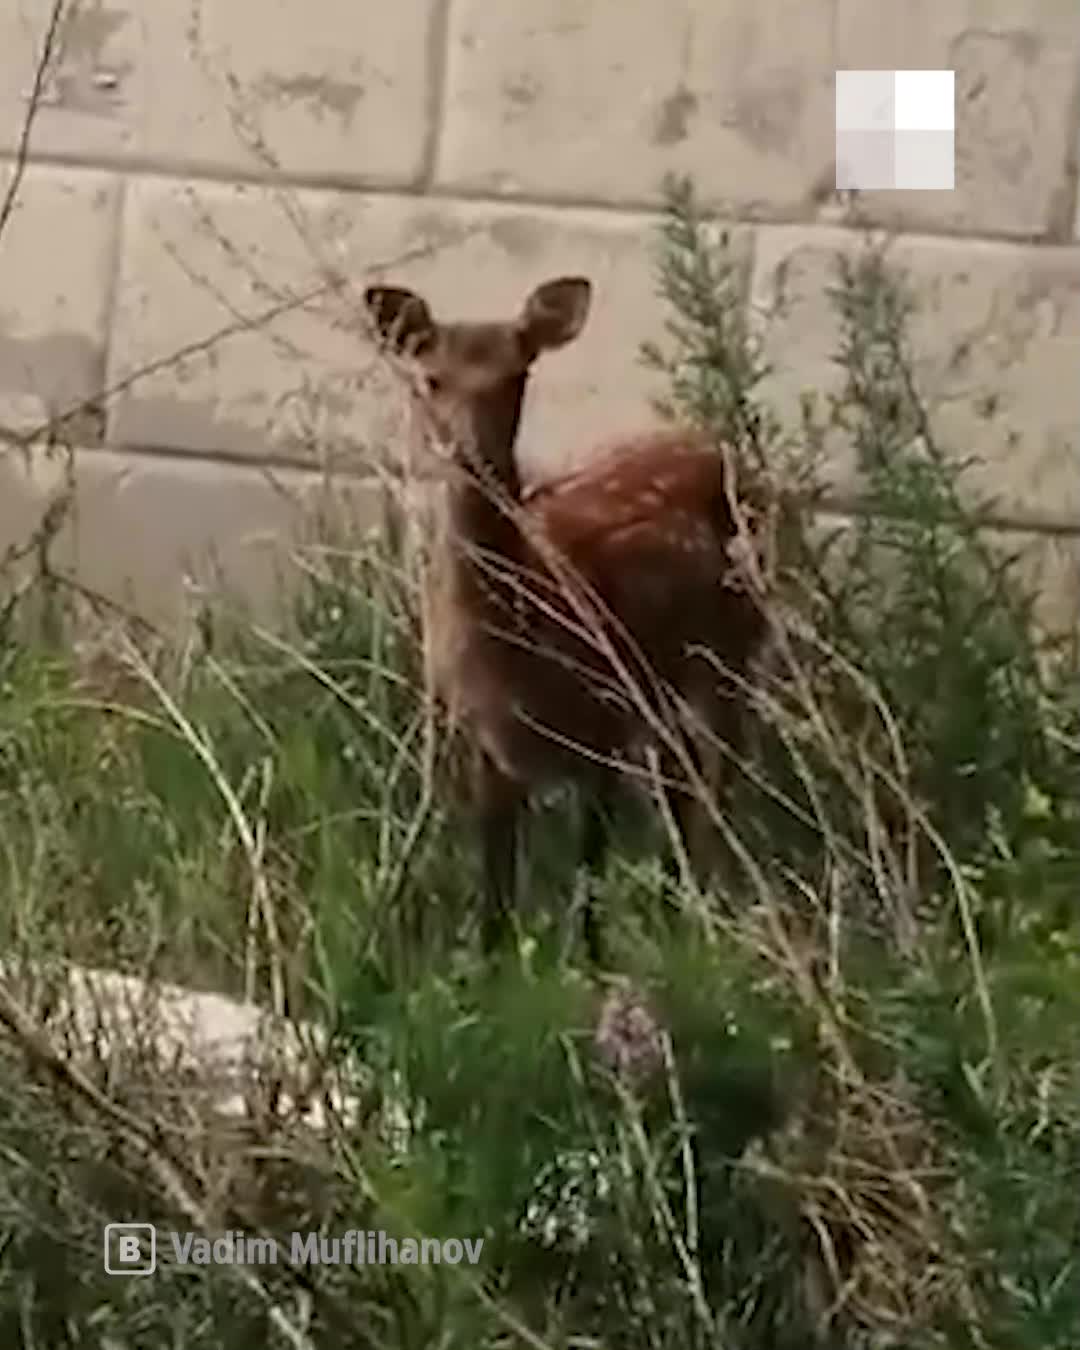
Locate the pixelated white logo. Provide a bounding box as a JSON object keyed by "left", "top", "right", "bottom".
{"left": 836, "top": 70, "right": 954, "bottom": 190}
{"left": 104, "top": 1222, "right": 157, "bottom": 1275}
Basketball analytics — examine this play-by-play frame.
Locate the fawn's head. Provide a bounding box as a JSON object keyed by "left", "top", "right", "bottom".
{"left": 364, "top": 276, "right": 592, "bottom": 481}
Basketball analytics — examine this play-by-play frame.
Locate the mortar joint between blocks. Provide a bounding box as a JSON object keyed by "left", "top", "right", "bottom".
{"left": 417, "top": 0, "right": 455, "bottom": 191}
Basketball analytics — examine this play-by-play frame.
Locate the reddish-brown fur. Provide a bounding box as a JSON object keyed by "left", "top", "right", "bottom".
{"left": 365, "top": 276, "right": 768, "bottom": 959}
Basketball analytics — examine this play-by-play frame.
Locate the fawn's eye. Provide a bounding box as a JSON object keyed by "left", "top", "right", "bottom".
{"left": 425, "top": 374, "right": 445, "bottom": 396}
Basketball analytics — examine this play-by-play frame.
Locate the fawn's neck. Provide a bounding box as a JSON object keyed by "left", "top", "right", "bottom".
{"left": 448, "top": 375, "right": 528, "bottom": 605}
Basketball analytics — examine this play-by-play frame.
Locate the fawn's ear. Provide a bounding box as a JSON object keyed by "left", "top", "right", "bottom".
{"left": 518, "top": 276, "right": 592, "bottom": 354}
{"left": 364, "top": 285, "right": 436, "bottom": 352}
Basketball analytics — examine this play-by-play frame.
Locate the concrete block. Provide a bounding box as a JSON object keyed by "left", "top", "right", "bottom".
{"left": 0, "top": 166, "right": 118, "bottom": 439}
{"left": 0, "top": 0, "right": 142, "bottom": 161}
{"left": 0, "top": 0, "right": 435, "bottom": 184}
{"left": 0, "top": 445, "right": 384, "bottom": 625}
{"left": 0, "top": 960, "right": 365, "bottom": 1131}
{"left": 108, "top": 181, "right": 744, "bottom": 483}
{"left": 439, "top": 0, "right": 836, "bottom": 213}
{"left": 834, "top": 0, "right": 1080, "bottom": 238}
{"left": 106, "top": 176, "right": 382, "bottom": 470}
{"left": 750, "top": 225, "right": 1080, "bottom": 528}
{"left": 136, "top": 0, "right": 436, "bottom": 183}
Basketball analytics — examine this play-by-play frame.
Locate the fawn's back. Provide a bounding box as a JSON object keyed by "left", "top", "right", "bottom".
{"left": 463, "top": 429, "right": 765, "bottom": 783}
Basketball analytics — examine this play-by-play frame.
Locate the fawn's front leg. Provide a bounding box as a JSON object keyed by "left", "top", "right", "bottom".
{"left": 579, "top": 789, "right": 612, "bottom": 964}
{"left": 476, "top": 757, "right": 522, "bottom": 953}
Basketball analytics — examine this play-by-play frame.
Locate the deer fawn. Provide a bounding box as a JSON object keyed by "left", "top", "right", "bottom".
{"left": 365, "top": 275, "right": 768, "bottom": 961}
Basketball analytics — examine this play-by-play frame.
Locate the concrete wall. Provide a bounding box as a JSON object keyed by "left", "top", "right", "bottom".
{"left": 1, "top": 0, "right": 1078, "bottom": 628}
